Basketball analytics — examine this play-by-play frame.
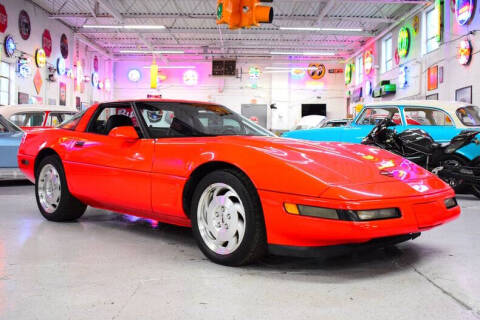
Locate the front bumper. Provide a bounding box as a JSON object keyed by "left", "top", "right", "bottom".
{"left": 259, "top": 188, "right": 460, "bottom": 248}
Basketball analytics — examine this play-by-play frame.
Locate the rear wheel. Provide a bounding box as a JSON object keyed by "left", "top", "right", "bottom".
{"left": 35, "top": 155, "right": 87, "bottom": 222}
{"left": 469, "top": 158, "right": 480, "bottom": 199}
{"left": 191, "top": 169, "right": 266, "bottom": 266}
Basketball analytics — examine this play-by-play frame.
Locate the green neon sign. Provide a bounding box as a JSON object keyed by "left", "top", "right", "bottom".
{"left": 345, "top": 63, "right": 354, "bottom": 85}
{"left": 217, "top": 3, "right": 223, "bottom": 20}
{"left": 398, "top": 27, "right": 410, "bottom": 58}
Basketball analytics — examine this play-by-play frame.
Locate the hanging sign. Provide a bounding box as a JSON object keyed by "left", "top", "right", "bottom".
{"left": 150, "top": 63, "right": 158, "bottom": 89}
{"left": 93, "top": 56, "right": 99, "bottom": 72}
{"left": 345, "top": 63, "right": 354, "bottom": 85}
{"left": 458, "top": 39, "right": 472, "bottom": 65}
{"left": 4, "top": 35, "right": 15, "bottom": 57}
{"left": 35, "top": 48, "right": 46, "bottom": 67}
{"left": 42, "top": 29, "right": 52, "bottom": 57}
{"left": 308, "top": 63, "right": 326, "bottom": 80}
{"left": 18, "top": 10, "right": 31, "bottom": 40}
{"left": 364, "top": 51, "right": 373, "bottom": 75}
{"left": 0, "top": 4, "right": 7, "bottom": 33}
{"left": 455, "top": 0, "right": 474, "bottom": 25}
{"left": 60, "top": 33, "right": 68, "bottom": 59}
{"left": 398, "top": 27, "right": 410, "bottom": 58}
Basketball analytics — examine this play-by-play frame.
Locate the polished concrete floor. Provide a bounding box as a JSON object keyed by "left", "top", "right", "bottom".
{"left": 0, "top": 181, "right": 479, "bottom": 320}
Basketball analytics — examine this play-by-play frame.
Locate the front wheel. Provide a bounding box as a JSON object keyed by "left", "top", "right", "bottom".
{"left": 191, "top": 169, "right": 266, "bottom": 266}
{"left": 35, "top": 155, "right": 87, "bottom": 222}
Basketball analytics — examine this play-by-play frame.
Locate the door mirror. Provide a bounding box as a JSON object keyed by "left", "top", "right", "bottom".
{"left": 108, "top": 126, "right": 139, "bottom": 139}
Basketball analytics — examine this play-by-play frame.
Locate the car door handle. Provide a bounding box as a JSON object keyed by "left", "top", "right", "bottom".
{"left": 74, "top": 141, "right": 85, "bottom": 147}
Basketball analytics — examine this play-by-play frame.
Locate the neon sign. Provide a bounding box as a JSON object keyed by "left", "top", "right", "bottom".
{"left": 345, "top": 63, "right": 354, "bottom": 85}
{"left": 398, "top": 27, "right": 410, "bottom": 58}
{"left": 128, "top": 68, "right": 141, "bottom": 82}
{"left": 4, "top": 35, "right": 15, "bottom": 57}
{"left": 91, "top": 72, "right": 99, "bottom": 88}
{"left": 35, "top": 48, "right": 46, "bottom": 68}
{"left": 435, "top": 0, "right": 443, "bottom": 42}
{"left": 458, "top": 39, "right": 472, "bottom": 65}
{"left": 456, "top": 0, "right": 474, "bottom": 25}
{"left": 183, "top": 69, "right": 198, "bottom": 86}
{"left": 364, "top": 51, "right": 373, "bottom": 75}
{"left": 56, "top": 57, "right": 66, "bottom": 76}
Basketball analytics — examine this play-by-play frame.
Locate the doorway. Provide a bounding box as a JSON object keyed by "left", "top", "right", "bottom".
{"left": 301, "top": 104, "right": 326, "bottom": 117}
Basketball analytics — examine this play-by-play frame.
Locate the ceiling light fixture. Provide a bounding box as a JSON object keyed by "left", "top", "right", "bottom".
{"left": 119, "top": 50, "right": 184, "bottom": 54}
{"left": 280, "top": 27, "right": 363, "bottom": 32}
{"left": 270, "top": 51, "right": 336, "bottom": 56}
{"left": 143, "top": 66, "right": 196, "bottom": 69}
{"left": 265, "top": 67, "right": 317, "bottom": 70}
{"left": 83, "top": 25, "right": 166, "bottom": 30}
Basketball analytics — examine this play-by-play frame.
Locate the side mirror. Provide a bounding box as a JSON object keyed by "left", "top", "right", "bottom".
{"left": 108, "top": 126, "right": 139, "bottom": 140}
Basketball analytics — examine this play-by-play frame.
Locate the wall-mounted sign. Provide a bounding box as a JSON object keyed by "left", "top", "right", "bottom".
{"left": 56, "top": 57, "right": 66, "bottom": 76}
{"left": 60, "top": 33, "right": 68, "bottom": 59}
{"left": 435, "top": 0, "right": 444, "bottom": 42}
{"left": 308, "top": 63, "right": 326, "bottom": 80}
{"left": 352, "top": 87, "right": 363, "bottom": 103}
{"left": 398, "top": 27, "right": 410, "bottom": 58}
{"left": 328, "top": 68, "right": 344, "bottom": 74}
{"left": 183, "top": 69, "right": 198, "bottom": 86}
{"left": 455, "top": 0, "right": 474, "bottom": 25}
{"left": 248, "top": 66, "right": 261, "bottom": 88}
{"left": 399, "top": 66, "right": 408, "bottom": 88}
{"left": 290, "top": 68, "right": 306, "bottom": 80}
{"left": 364, "top": 51, "right": 373, "bottom": 75}
{"left": 128, "top": 68, "right": 141, "bottom": 82}
{"left": 372, "top": 80, "right": 396, "bottom": 98}
{"left": 0, "top": 4, "right": 7, "bottom": 33}
{"left": 345, "top": 63, "right": 354, "bottom": 85}
{"left": 394, "top": 48, "right": 400, "bottom": 65}
{"left": 150, "top": 63, "right": 158, "bottom": 89}
{"left": 365, "top": 80, "right": 372, "bottom": 96}
{"left": 59, "top": 82, "right": 66, "bottom": 106}
{"left": 98, "top": 80, "right": 104, "bottom": 90}
{"left": 413, "top": 15, "right": 420, "bottom": 34}
{"left": 16, "top": 56, "right": 32, "bottom": 78}
{"left": 458, "top": 39, "right": 472, "bottom": 65}
{"left": 75, "top": 61, "right": 83, "bottom": 91}
{"left": 42, "top": 29, "right": 52, "bottom": 57}
{"left": 91, "top": 72, "right": 99, "bottom": 88}
{"left": 4, "top": 35, "right": 15, "bottom": 57}
{"left": 427, "top": 65, "right": 439, "bottom": 91}
{"left": 18, "top": 10, "right": 31, "bottom": 40}
{"left": 35, "top": 48, "right": 46, "bottom": 67}
{"left": 33, "top": 68, "right": 43, "bottom": 94}
{"left": 93, "top": 56, "right": 99, "bottom": 72}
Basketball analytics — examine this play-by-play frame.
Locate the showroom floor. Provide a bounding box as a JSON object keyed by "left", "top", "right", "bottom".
{"left": 0, "top": 182, "right": 479, "bottom": 320}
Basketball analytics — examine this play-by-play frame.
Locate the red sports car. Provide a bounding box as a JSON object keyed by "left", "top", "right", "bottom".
{"left": 17, "top": 100, "right": 460, "bottom": 266}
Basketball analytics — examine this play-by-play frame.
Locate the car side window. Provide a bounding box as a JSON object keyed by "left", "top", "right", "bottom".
{"left": 404, "top": 108, "right": 454, "bottom": 126}
{"left": 46, "top": 113, "right": 75, "bottom": 127}
{"left": 87, "top": 105, "right": 142, "bottom": 136}
{"left": 0, "top": 122, "right": 6, "bottom": 133}
{"left": 10, "top": 112, "right": 45, "bottom": 127}
{"left": 357, "top": 107, "right": 401, "bottom": 125}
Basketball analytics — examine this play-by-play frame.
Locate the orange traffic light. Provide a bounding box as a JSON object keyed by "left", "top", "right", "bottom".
{"left": 216, "top": 0, "right": 273, "bottom": 29}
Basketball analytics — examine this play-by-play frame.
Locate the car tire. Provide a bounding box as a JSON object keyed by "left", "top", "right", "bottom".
{"left": 468, "top": 157, "right": 480, "bottom": 199}
{"left": 35, "top": 155, "right": 87, "bottom": 222}
{"left": 191, "top": 169, "right": 267, "bottom": 266}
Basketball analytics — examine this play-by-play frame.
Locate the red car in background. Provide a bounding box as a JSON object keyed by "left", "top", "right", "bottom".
{"left": 17, "top": 100, "right": 460, "bottom": 266}
{"left": 0, "top": 105, "right": 78, "bottom": 131}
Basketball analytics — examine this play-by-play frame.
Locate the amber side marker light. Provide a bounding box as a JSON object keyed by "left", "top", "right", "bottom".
{"left": 284, "top": 203, "right": 400, "bottom": 221}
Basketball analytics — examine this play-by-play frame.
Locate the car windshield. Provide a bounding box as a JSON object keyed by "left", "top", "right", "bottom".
{"left": 136, "top": 102, "right": 274, "bottom": 138}
{"left": 59, "top": 110, "right": 84, "bottom": 130}
{"left": 456, "top": 106, "right": 480, "bottom": 126}
{"left": 0, "top": 115, "right": 22, "bottom": 132}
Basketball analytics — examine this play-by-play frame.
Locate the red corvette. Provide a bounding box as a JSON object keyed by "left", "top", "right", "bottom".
{"left": 17, "top": 100, "right": 460, "bottom": 266}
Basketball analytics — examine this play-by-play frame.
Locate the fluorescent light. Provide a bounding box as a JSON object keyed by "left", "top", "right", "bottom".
{"left": 265, "top": 67, "right": 317, "bottom": 70}
{"left": 270, "top": 51, "right": 336, "bottom": 56}
{"left": 119, "top": 50, "right": 184, "bottom": 54}
{"left": 280, "top": 27, "right": 363, "bottom": 32}
{"left": 83, "top": 25, "right": 166, "bottom": 30}
{"left": 143, "top": 66, "right": 196, "bottom": 69}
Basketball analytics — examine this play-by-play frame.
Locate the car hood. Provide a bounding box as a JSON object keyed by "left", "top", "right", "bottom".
{"left": 221, "top": 136, "right": 449, "bottom": 198}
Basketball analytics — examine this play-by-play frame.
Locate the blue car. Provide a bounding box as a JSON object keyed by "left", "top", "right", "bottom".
{"left": 0, "top": 114, "right": 25, "bottom": 180}
{"left": 283, "top": 100, "right": 480, "bottom": 162}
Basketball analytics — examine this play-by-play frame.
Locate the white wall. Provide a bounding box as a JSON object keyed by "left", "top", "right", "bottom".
{"left": 113, "top": 58, "right": 346, "bottom": 130}
{"left": 0, "top": 0, "right": 113, "bottom": 108}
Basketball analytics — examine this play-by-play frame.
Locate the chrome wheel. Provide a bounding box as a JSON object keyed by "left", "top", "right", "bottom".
{"left": 37, "top": 164, "right": 62, "bottom": 213}
{"left": 197, "top": 183, "right": 246, "bottom": 255}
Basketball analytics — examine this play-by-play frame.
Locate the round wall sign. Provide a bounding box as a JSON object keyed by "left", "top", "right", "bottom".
{"left": 455, "top": 0, "right": 474, "bottom": 25}
{"left": 18, "top": 10, "right": 31, "bottom": 40}
{"left": 398, "top": 27, "right": 410, "bottom": 58}
{"left": 458, "top": 39, "right": 472, "bottom": 65}
{"left": 4, "top": 35, "right": 15, "bottom": 57}
{"left": 57, "top": 57, "right": 66, "bottom": 76}
{"left": 91, "top": 72, "right": 99, "bottom": 88}
{"left": 183, "top": 69, "right": 198, "bottom": 86}
{"left": 364, "top": 51, "right": 373, "bottom": 75}
{"left": 93, "top": 56, "right": 99, "bottom": 72}
{"left": 42, "top": 29, "right": 52, "bottom": 57}
{"left": 127, "top": 69, "right": 141, "bottom": 82}
{"left": 35, "top": 48, "right": 46, "bottom": 67}
{"left": 399, "top": 66, "right": 408, "bottom": 88}
{"left": 60, "top": 33, "right": 69, "bottom": 59}
{"left": 308, "top": 63, "right": 326, "bottom": 80}
{"left": 0, "top": 4, "right": 8, "bottom": 33}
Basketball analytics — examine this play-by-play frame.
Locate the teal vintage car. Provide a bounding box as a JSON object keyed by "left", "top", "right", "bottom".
{"left": 283, "top": 100, "right": 480, "bottom": 161}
